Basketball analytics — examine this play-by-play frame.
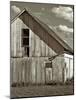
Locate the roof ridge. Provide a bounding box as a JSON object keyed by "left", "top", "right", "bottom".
{"left": 32, "top": 15, "right": 73, "bottom": 52}
{"left": 11, "top": 8, "right": 27, "bottom": 23}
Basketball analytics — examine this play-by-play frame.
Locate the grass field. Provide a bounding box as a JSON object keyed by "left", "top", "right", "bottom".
{"left": 11, "top": 84, "right": 74, "bottom": 98}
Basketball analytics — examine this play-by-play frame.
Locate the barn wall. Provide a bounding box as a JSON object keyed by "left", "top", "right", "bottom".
{"left": 11, "top": 18, "right": 73, "bottom": 85}
{"left": 11, "top": 57, "right": 46, "bottom": 84}
{"left": 11, "top": 18, "right": 56, "bottom": 57}
{"left": 11, "top": 18, "right": 28, "bottom": 57}
{"left": 64, "top": 54, "right": 74, "bottom": 82}
{"left": 19, "top": 11, "right": 65, "bottom": 54}
{"left": 11, "top": 56, "right": 65, "bottom": 85}
{"left": 52, "top": 55, "right": 65, "bottom": 82}
{"left": 11, "top": 18, "right": 58, "bottom": 85}
{"left": 30, "top": 29, "right": 56, "bottom": 57}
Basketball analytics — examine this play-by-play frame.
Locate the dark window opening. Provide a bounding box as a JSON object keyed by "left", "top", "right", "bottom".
{"left": 22, "top": 29, "right": 29, "bottom": 37}
{"left": 22, "top": 38, "right": 29, "bottom": 46}
{"left": 45, "top": 62, "right": 52, "bottom": 68}
{"left": 22, "top": 29, "right": 29, "bottom": 57}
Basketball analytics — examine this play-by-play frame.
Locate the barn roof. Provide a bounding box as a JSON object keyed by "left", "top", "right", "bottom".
{"left": 11, "top": 9, "right": 73, "bottom": 55}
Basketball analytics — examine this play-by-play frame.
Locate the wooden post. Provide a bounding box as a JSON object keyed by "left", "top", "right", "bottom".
{"left": 35, "top": 59, "right": 37, "bottom": 84}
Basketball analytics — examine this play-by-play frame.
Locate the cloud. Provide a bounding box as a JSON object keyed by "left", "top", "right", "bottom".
{"left": 34, "top": 12, "right": 43, "bottom": 18}
{"left": 52, "top": 6, "right": 73, "bottom": 22}
{"left": 11, "top": 5, "right": 21, "bottom": 14}
{"left": 54, "top": 25, "right": 73, "bottom": 33}
{"left": 34, "top": 12, "right": 42, "bottom": 15}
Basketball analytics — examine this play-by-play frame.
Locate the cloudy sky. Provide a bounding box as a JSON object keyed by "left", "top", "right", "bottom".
{"left": 10, "top": 1, "right": 74, "bottom": 49}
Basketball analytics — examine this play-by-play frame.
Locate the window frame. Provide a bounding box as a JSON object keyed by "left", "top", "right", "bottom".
{"left": 21, "top": 28, "right": 29, "bottom": 57}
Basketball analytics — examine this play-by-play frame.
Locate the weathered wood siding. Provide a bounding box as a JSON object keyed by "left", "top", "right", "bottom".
{"left": 11, "top": 18, "right": 73, "bottom": 85}
{"left": 11, "top": 18, "right": 28, "bottom": 57}
{"left": 11, "top": 56, "right": 65, "bottom": 85}
{"left": 11, "top": 18, "right": 56, "bottom": 57}
{"left": 19, "top": 11, "right": 65, "bottom": 54}
{"left": 52, "top": 55, "right": 65, "bottom": 82}
{"left": 64, "top": 55, "right": 74, "bottom": 82}
{"left": 11, "top": 18, "right": 64, "bottom": 85}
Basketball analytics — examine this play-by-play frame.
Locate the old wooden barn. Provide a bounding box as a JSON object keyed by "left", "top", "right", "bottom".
{"left": 11, "top": 9, "right": 74, "bottom": 86}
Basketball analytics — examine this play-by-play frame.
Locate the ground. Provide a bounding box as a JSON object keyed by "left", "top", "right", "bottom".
{"left": 11, "top": 84, "right": 74, "bottom": 98}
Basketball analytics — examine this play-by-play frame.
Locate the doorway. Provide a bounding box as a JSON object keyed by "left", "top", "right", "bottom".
{"left": 45, "top": 62, "right": 53, "bottom": 84}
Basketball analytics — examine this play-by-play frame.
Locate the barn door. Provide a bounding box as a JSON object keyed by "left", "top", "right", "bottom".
{"left": 45, "top": 62, "right": 53, "bottom": 84}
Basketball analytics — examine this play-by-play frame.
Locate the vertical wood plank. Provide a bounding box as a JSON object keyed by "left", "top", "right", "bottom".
{"left": 35, "top": 34, "right": 41, "bottom": 56}
{"left": 21, "top": 59, "right": 24, "bottom": 83}
{"left": 29, "top": 58, "right": 32, "bottom": 84}
{"left": 19, "top": 19, "right": 23, "bottom": 57}
{"left": 36, "top": 58, "right": 41, "bottom": 84}
{"left": 24, "top": 59, "right": 27, "bottom": 84}
{"left": 31, "top": 58, "right": 36, "bottom": 84}
{"left": 46, "top": 44, "right": 49, "bottom": 56}
{"left": 29, "top": 30, "right": 32, "bottom": 57}
{"left": 13, "top": 59, "right": 17, "bottom": 83}
{"left": 31, "top": 31, "right": 35, "bottom": 56}
{"left": 69, "top": 58, "right": 70, "bottom": 79}
{"left": 11, "top": 23, "right": 13, "bottom": 55}
{"left": 41, "top": 40, "right": 46, "bottom": 56}
{"left": 16, "top": 59, "right": 19, "bottom": 84}
{"left": 13, "top": 21, "right": 17, "bottom": 56}
{"left": 35, "top": 59, "right": 37, "bottom": 84}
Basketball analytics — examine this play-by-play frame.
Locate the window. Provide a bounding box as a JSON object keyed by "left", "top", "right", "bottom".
{"left": 22, "top": 29, "right": 29, "bottom": 57}
{"left": 45, "top": 62, "right": 52, "bottom": 68}
{"left": 45, "top": 62, "right": 53, "bottom": 83}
